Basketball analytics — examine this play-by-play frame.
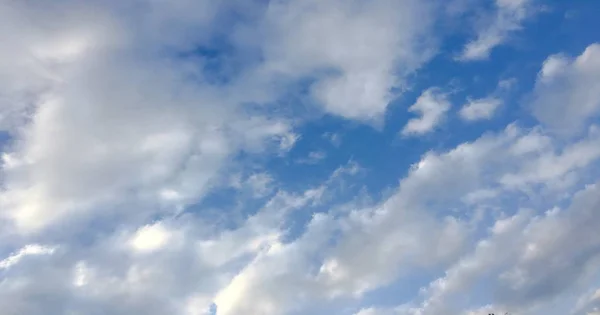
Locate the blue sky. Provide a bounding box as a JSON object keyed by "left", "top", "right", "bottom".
{"left": 1, "top": 0, "right": 600, "bottom": 315}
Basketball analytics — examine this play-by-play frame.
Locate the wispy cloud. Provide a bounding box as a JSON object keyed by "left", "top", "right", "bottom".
{"left": 458, "top": 0, "right": 536, "bottom": 61}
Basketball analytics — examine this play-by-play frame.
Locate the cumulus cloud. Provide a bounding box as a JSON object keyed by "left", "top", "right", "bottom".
{"left": 0, "top": 1, "right": 599, "bottom": 315}
{"left": 409, "top": 181, "right": 600, "bottom": 315}
{"left": 460, "top": 97, "right": 503, "bottom": 121}
{"left": 0, "top": 0, "right": 298, "bottom": 233}
{"left": 0, "top": 156, "right": 353, "bottom": 315}
{"left": 531, "top": 44, "right": 600, "bottom": 135}
{"left": 255, "top": 0, "right": 436, "bottom": 122}
{"left": 324, "top": 123, "right": 600, "bottom": 301}
{"left": 402, "top": 88, "right": 451, "bottom": 136}
{"left": 209, "top": 123, "right": 600, "bottom": 313}
{"left": 129, "top": 222, "right": 173, "bottom": 253}
{"left": 353, "top": 123, "right": 600, "bottom": 315}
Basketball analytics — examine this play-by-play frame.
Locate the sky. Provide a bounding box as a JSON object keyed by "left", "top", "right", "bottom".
{"left": 0, "top": 0, "right": 600, "bottom": 314}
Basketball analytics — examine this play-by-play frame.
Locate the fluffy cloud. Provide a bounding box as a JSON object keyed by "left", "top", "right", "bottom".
{"left": 0, "top": 0, "right": 297, "bottom": 233}
{"left": 210, "top": 122, "right": 600, "bottom": 313}
{"left": 531, "top": 44, "right": 600, "bottom": 135}
{"left": 402, "top": 88, "right": 451, "bottom": 136}
{"left": 255, "top": 0, "right": 436, "bottom": 122}
{"left": 346, "top": 119, "right": 600, "bottom": 315}
{"left": 1, "top": 1, "right": 599, "bottom": 315}
{"left": 0, "top": 0, "right": 441, "bottom": 233}
{"left": 409, "top": 181, "right": 600, "bottom": 315}
{"left": 460, "top": 97, "right": 503, "bottom": 121}
{"left": 0, "top": 159, "right": 350, "bottom": 315}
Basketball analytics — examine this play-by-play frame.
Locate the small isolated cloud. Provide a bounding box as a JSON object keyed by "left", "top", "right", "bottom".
{"left": 460, "top": 97, "right": 502, "bottom": 121}
{"left": 297, "top": 151, "right": 327, "bottom": 165}
{"left": 401, "top": 88, "right": 451, "bottom": 136}
{"left": 498, "top": 77, "right": 518, "bottom": 91}
{"left": 323, "top": 132, "right": 342, "bottom": 147}
{"left": 459, "top": 0, "right": 535, "bottom": 61}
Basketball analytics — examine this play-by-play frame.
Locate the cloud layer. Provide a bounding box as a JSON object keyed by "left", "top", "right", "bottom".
{"left": 0, "top": 1, "right": 599, "bottom": 315}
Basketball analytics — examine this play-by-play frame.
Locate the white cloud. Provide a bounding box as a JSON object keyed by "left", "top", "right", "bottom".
{"left": 318, "top": 209, "right": 468, "bottom": 298}
{"left": 342, "top": 121, "right": 600, "bottom": 315}
{"left": 318, "top": 127, "right": 521, "bottom": 299}
{"left": 245, "top": 173, "right": 275, "bottom": 198}
{"left": 196, "top": 187, "right": 325, "bottom": 268}
{"left": 459, "top": 97, "right": 502, "bottom": 121}
{"left": 129, "top": 222, "right": 173, "bottom": 253}
{"left": 402, "top": 88, "right": 451, "bottom": 136}
{"left": 0, "top": 176, "right": 333, "bottom": 315}
{"left": 0, "top": 1, "right": 297, "bottom": 233}
{"left": 0, "top": 244, "right": 56, "bottom": 269}
{"left": 2, "top": 119, "right": 600, "bottom": 315}
{"left": 531, "top": 44, "right": 600, "bottom": 135}
{"left": 410, "top": 182, "right": 600, "bottom": 315}
{"left": 0, "top": 1, "right": 599, "bottom": 315}
{"left": 255, "top": 0, "right": 436, "bottom": 122}
{"left": 331, "top": 121, "right": 600, "bottom": 314}
{"left": 459, "top": 0, "right": 534, "bottom": 61}
{"left": 500, "top": 126, "right": 600, "bottom": 191}
{"left": 214, "top": 213, "right": 334, "bottom": 315}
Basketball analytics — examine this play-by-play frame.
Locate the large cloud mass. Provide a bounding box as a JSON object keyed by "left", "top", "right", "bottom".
{"left": 0, "top": 1, "right": 599, "bottom": 315}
